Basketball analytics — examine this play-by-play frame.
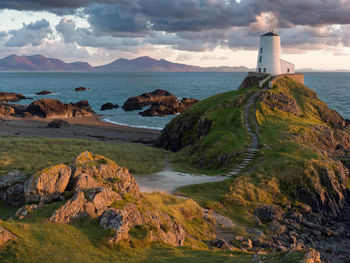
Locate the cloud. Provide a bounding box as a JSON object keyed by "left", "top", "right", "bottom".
{"left": 56, "top": 18, "right": 142, "bottom": 50}
{"left": 5, "top": 19, "right": 52, "bottom": 47}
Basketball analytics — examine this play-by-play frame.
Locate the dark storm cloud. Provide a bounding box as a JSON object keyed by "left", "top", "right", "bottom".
{"left": 5, "top": 19, "right": 52, "bottom": 47}
{"left": 2, "top": 0, "right": 350, "bottom": 33}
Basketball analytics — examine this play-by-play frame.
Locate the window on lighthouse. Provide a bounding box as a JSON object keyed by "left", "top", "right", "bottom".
{"left": 259, "top": 56, "right": 262, "bottom": 63}
{"left": 260, "top": 48, "right": 263, "bottom": 53}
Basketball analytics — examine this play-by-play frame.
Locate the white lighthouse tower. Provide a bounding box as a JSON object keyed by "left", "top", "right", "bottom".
{"left": 256, "top": 31, "right": 294, "bottom": 75}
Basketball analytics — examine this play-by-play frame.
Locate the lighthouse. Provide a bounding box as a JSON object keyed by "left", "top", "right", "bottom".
{"left": 256, "top": 31, "right": 294, "bottom": 75}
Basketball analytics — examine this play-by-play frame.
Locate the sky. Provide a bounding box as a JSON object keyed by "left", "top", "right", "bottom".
{"left": 0, "top": 0, "right": 349, "bottom": 70}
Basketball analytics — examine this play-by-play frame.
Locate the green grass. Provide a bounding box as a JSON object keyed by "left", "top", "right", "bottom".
{"left": 165, "top": 88, "right": 258, "bottom": 174}
{"left": 0, "top": 197, "right": 302, "bottom": 263}
{"left": 177, "top": 77, "right": 347, "bottom": 227}
{"left": 0, "top": 136, "right": 168, "bottom": 176}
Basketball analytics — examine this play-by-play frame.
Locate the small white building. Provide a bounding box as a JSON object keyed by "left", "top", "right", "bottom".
{"left": 256, "top": 31, "right": 294, "bottom": 75}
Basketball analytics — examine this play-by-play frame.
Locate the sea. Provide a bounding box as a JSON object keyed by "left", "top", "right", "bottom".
{"left": 0, "top": 72, "right": 349, "bottom": 130}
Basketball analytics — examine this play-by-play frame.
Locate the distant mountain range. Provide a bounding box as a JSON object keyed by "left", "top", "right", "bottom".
{"left": 0, "top": 54, "right": 348, "bottom": 72}
{"left": 93, "top": 56, "right": 251, "bottom": 72}
{"left": 0, "top": 54, "right": 92, "bottom": 71}
{"left": 0, "top": 54, "right": 251, "bottom": 72}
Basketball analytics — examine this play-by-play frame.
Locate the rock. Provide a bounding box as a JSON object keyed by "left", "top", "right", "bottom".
{"left": 36, "top": 90, "right": 52, "bottom": 95}
{"left": 71, "top": 152, "right": 140, "bottom": 197}
{"left": 254, "top": 205, "right": 283, "bottom": 223}
{"left": 50, "top": 188, "right": 122, "bottom": 224}
{"left": 0, "top": 226, "right": 17, "bottom": 247}
{"left": 100, "top": 208, "right": 130, "bottom": 243}
{"left": 24, "top": 164, "right": 71, "bottom": 204}
{"left": 301, "top": 248, "right": 321, "bottom": 263}
{"left": 100, "top": 203, "right": 186, "bottom": 246}
{"left": 26, "top": 98, "right": 94, "bottom": 118}
{"left": 26, "top": 99, "right": 70, "bottom": 118}
{"left": 139, "top": 98, "right": 198, "bottom": 117}
{"left": 0, "top": 104, "right": 15, "bottom": 117}
{"left": 75, "top": 87, "right": 87, "bottom": 91}
{"left": 0, "top": 170, "right": 27, "bottom": 207}
{"left": 47, "top": 119, "right": 70, "bottom": 128}
{"left": 262, "top": 91, "right": 302, "bottom": 116}
{"left": 100, "top": 103, "right": 114, "bottom": 111}
{"left": 70, "top": 100, "right": 95, "bottom": 114}
{"left": 13, "top": 204, "right": 39, "bottom": 219}
{"left": 293, "top": 159, "right": 349, "bottom": 218}
{"left": 211, "top": 239, "right": 231, "bottom": 250}
{"left": 238, "top": 75, "right": 268, "bottom": 90}
{"left": 0, "top": 170, "right": 27, "bottom": 189}
{"left": 0, "top": 92, "right": 27, "bottom": 102}
{"left": 123, "top": 89, "right": 198, "bottom": 117}
{"left": 123, "top": 89, "right": 176, "bottom": 111}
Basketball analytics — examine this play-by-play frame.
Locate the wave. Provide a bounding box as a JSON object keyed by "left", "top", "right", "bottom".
{"left": 102, "top": 117, "right": 163, "bottom": 131}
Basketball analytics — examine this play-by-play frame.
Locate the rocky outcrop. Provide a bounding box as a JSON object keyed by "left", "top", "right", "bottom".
{"left": 0, "top": 92, "right": 27, "bottom": 102}
{"left": 292, "top": 159, "right": 349, "bottom": 218}
{"left": 48, "top": 151, "right": 139, "bottom": 223}
{"left": 71, "top": 100, "right": 95, "bottom": 114}
{"left": 71, "top": 152, "right": 140, "bottom": 197}
{"left": 140, "top": 98, "right": 199, "bottom": 117}
{"left": 123, "top": 89, "right": 198, "bottom": 117}
{"left": 123, "top": 89, "right": 176, "bottom": 111}
{"left": 100, "top": 203, "right": 186, "bottom": 246}
{"left": 24, "top": 164, "right": 71, "bottom": 204}
{"left": 261, "top": 91, "right": 302, "bottom": 116}
{"left": 100, "top": 103, "right": 119, "bottom": 111}
{"left": 36, "top": 90, "right": 52, "bottom": 95}
{"left": 0, "top": 170, "right": 27, "bottom": 207}
{"left": 238, "top": 74, "right": 268, "bottom": 90}
{"left": 75, "top": 87, "right": 87, "bottom": 91}
{"left": 254, "top": 205, "right": 283, "bottom": 223}
{"left": 47, "top": 119, "right": 70, "bottom": 128}
{"left": 0, "top": 226, "right": 17, "bottom": 247}
{"left": 25, "top": 98, "right": 93, "bottom": 118}
{"left": 0, "top": 104, "right": 15, "bottom": 117}
{"left": 50, "top": 188, "right": 121, "bottom": 223}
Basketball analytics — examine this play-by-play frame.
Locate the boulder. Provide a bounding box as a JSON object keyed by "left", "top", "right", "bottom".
{"left": 254, "top": 205, "right": 283, "bottom": 223}
{"left": 0, "top": 104, "right": 15, "bottom": 117}
{"left": 36, "top": 90, "right": 52, "bottom": 95}
{"left": 0, "top": 92, "right": 27, "bottom": 102}
{"left": 71, "top": 100, "right": 95, "bottom": 114}
{"left": 0, "top": 170, "right": 27, "bottom": 189}
{"left": 75, "top": 87, "right": 87, "bottom": 91}
{"left": 100, "top": 203, "right": 186, "bottom": 246}
{"left": 0, "top": 226, "right": 17, "bottom": 247}
{"left": 13, "top": 204, "right": 39, "bottom": 220}
{"left": 262, "top": 91, "right": 302, "bottom": 116}
{"left": 100, "top": 103, "right": 114, "bottom": 111}
{"left": 26, "top": 98, "right": 94, "bottom": 118}
{"left": 50, "top": 188, "right": 121, "bottom": 223}
{"left": 210, "top": 239, "right": 231, "bottom": 250}
{"left": 71, "top": 152, "right": 140, "bottom": 197}
{"left": 24, "top": 164, "right": 71, "bottom": 204}
{"left": 26, "top": 98, "right": 70, "bottom": 118}
{"left": 122, "top": 89, "right": 176, "bottom": 111}
{"left": 47, "top": 119, "right": 70, "bottom": 128}
{"left": 0, "top": 170, "right": 27, "bottom": 207}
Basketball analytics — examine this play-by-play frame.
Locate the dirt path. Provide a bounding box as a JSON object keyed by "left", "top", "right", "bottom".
{"left": 135, "top": 89, "right": 264, "bottom": 193}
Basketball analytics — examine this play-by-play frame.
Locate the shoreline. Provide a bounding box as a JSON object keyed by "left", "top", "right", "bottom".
{"left": 0, "top": 115, "right": 161, "bottom": 144}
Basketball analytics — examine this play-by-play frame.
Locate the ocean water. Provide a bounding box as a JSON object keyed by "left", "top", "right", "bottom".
{"left": 0, "top": 72, "right": 349, "bottom": 129}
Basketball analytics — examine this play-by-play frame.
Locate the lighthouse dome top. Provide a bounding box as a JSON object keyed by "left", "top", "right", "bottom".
{"left": 261, "top": 31, "right": 279, "bottom": 37}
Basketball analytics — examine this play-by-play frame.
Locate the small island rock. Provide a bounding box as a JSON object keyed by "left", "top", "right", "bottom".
{"left": 36, "top": 90, "right": 53, "bottom": 95}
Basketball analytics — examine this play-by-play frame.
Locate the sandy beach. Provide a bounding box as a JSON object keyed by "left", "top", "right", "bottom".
{"left": 0, "top": 115, "right": 160, "bottom": 144}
